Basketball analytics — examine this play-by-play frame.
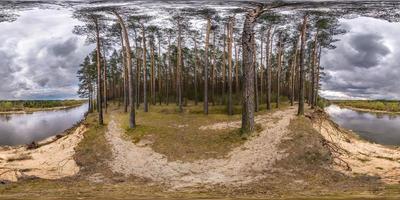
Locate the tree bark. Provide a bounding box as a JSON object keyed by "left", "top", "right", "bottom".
{"left": 114, "top": 12, "right": 136, "bottom": 128}
{"left": 177, "top": 19, "right": 183, "bottom": 112}
{"left": 241, "top": 6, "right": 264, "bottom": 133}
{"left": 227, "top": 17, "right": 233, "bottom": 115}
{"left": 298, "top": 15, "right": 308, "bottom": 116}
{"left": 142, "top": 24, "right": 149, "bottom": 112}
{"left": 235, "top": 40, "right": 240, "bottom": 95}
{"left": 211, "top": 31, "right": 216, "bottom": 106}
{"left": 260, "top": 30, "right": 264, "bottom": 107}
{"left": 266, "top": 29, "right": 274, "bottom": 110}
{"left": 166, "top": 34, "right": 171, "bottom": 105}
{"left": 276, "top": 33, "right": 283, "bottom": 109}
{"left": 253, "top": 37, "right": 258, "bottom": 112}
{"left": 158, "top": 38, "right": 162, "bottom": 105}
{"left": 315, "top": 45, "right": 322, "bottom": 107}
{"left": 311, "top": 30, "right": 319, "bottom": 109}
{"left": 194, "top": 38, "right": 199, "bottom": 105}
{"left": 120, "top": 29, "right": 128, "bottom": 113}
{"left": 150, "top": 38, "right": 155, "bottom": 105}
{"left": 221, "top": 23, "right": 227, "bottom": 104}
{"left": 101, "top": 40, "right": 108, "bottom": 113}
{"left": 204, "top": 18, "right": 211, "bottom": 114}
{"left": 93, "top": 17, "right": 103, "bottom": 125}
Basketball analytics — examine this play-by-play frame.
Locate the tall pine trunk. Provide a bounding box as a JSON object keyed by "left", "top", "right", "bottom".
{"left": 311, "top": 30, "right": 318, "bottom": 109}
{"left": 158, "top": 39, "right": 162, "bottom": 105}
{"left": 204, "top": 18, "right": 211, "bottom": 114}
{"left": 276, "top": 33, "right": 283, "bottom": 109}
{"left": 114, "top": 12, "right": 136, "bottom": 128}
{"left": 211, "top": 31, "right": 216, "bottom": 106}
{"left": 150, "top": 39, "right": 155, "bottom": 105}
{"left": 266, "top": 29, "right": 274, "bottom": 110}
{"left": 241, "top": 6, "right": 263, "bottom": 133}
{"left": 177, "top": 19, "right": 183, "bottom": 112}
{"left": 265, "top": 27, "right": 272, "bottom": 109}
{"left": 298, "top": 15, "right": 308, "bottom": 116}
{"left": 227, "top": 18, "right": 233, "bottom": 115}
{"left": 194, "top": 38, "right": 199, "bottom": 105}
{"left": 235, "top": 40, "right": 240, "bottom": 96}
{"left": 94, "top": 17, "right": 103, "bottom": 125}
{"left": 253, "top": 39, "right": 258, "bottom": 112}
{"left": 142, "top": 25, "right": 149, "bottom": 112}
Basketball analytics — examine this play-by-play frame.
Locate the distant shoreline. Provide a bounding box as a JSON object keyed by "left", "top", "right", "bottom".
{"left": 0, "top": 103, "right": 85, "bottom": 114}
{"left": 339, "top": 105, "right": 400, "bottom": 114}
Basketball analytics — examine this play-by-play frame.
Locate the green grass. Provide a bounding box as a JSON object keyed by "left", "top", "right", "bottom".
{"left": 116, "top": 103, "right": 244, "bottom": 161}
{"left": 333, "top": 100, "right": 400, "bottom": 113}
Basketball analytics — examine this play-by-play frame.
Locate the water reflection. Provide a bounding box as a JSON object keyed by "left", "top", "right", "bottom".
{"left": 325, "top": 105, "right": 400, "bottom": 146}
{"left": 0, "top": 104, "right": 88, "bottom": 146}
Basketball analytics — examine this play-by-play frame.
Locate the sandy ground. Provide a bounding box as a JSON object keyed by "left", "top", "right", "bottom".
{"left": 312, "top": 112, "right": 400, "bottom": 184}
{"left": 0, "top": 125, "right": 86, "bottom": 182}
{"left": 105, "top": 107, "right": 297, "bottom": 188}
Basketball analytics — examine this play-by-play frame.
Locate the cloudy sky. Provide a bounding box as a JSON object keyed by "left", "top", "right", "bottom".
{"left": 0, "top": 8, "right": 93, "bottom": 100}
{"left": 321, "top": 17, "right": 400, "bottom": 100}
{"left": 0, "top": 4, "right": 399, "bottom": 100}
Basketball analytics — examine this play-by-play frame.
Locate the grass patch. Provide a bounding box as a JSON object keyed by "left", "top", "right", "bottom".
{"left": 116, "top": 103, "right": 247, "bottom": 161}
{"left": 73, "top": 111, "right": 111, "bottom": 176}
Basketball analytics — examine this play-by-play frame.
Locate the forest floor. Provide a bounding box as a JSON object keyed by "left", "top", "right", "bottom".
{"left": 0, "top": 102, "right": 400, "bottom": 199}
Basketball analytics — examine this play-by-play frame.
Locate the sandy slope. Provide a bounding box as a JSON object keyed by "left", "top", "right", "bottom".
{"left": 312, "top": 112, "right": 400, "bottom": 184}
{"left": 0, "top": 125, "right": 86, "bottom": 182}
{"left": 105, "top": 107, "right": 297, "bottom": 188}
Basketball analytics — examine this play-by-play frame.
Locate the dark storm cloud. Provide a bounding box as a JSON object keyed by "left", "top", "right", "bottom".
{"left": 50, "top": 38, "right": 78, "bottom": 57}
{"left": 321, "top": 17, "right": 400, "bottom": 100}
{"left": 346, "top": 33, "right": 390, "bottom": 68}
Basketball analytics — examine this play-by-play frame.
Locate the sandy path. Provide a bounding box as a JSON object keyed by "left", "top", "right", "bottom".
{"left": 106, "top": 107, "right": 297, "bottom": 188}
{"left": 313, "top": 113, "right": 400, "bottom": 184}
{"left": 0, "top": 125, "right": 86, "bottom": 182}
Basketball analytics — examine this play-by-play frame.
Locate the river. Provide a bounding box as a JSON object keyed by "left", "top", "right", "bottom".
{"left": 0, "top": 103, "right": 88, "bottom": 146}
{"left": 325, "top": 105, "right": 400, "bottom": 146}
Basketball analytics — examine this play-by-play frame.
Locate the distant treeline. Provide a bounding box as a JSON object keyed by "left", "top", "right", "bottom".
{"left": 332, "top": 100, "right": 400, "bottom": 112}
{"left": 0, "top": 100, "right": 86, "bottom": 112}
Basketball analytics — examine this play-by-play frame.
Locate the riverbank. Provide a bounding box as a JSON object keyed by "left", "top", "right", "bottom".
{"left": 0, "top": 103, "right": 399, "bottom": 199}
{"left": 0, "top": 124, "right": 86, "bottom": 182}
{"left": 0, "top": 100, "right": 86, "bottom": 114}
{"left": 311, "top": 109, "right": 400, "bottom": 184}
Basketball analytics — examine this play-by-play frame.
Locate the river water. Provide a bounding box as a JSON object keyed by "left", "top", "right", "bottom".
{"left": 0, "top": 104, "right": 88, "bottom": 146}
{"left": 325, "top": 105, "right": 400, "bottom": 146}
